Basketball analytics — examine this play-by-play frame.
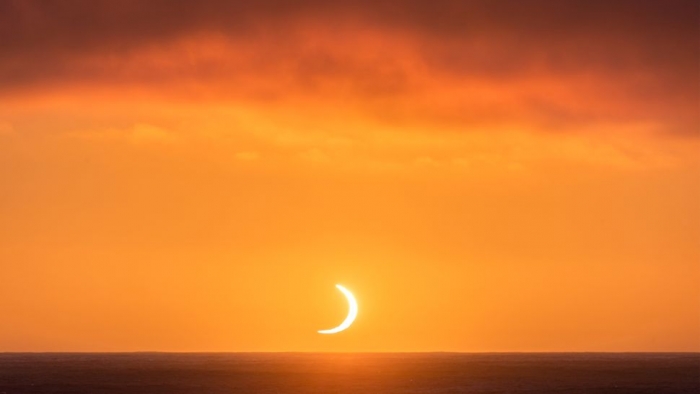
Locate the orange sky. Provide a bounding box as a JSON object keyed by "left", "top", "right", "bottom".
{"left": 0, "top": 0, "right": 698, "bottom": 352}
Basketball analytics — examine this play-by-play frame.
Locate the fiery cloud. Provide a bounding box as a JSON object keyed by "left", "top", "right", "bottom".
{"left": 1, "top": 1, "right": 697, "bottom": 136}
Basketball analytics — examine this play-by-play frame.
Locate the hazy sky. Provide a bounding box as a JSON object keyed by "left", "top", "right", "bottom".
{"left": 1, "top": 0, "right": 698, "bottom": 352}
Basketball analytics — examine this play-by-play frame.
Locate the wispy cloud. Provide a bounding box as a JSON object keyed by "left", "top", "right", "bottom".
{"left": 234, "top": 151, "right": 260, "bottom": 161}
{"left": 66, "top": 123, "right": 176, "bottom": 145}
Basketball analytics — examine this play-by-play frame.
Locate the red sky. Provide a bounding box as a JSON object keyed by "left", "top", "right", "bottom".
{"left": 0, "top": 0, "right": 698, "bottom": 352}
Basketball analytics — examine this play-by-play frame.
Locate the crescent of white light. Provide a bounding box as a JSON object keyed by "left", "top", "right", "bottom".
{"left": 318, "top": 284, "right": 358, "bottom": 334}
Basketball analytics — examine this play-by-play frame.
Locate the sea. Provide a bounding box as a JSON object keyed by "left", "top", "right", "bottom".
{"left": 0, "top": 353, "right": 697, "bottom": 393}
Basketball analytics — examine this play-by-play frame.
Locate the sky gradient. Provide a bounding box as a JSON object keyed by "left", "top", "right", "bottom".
{"left": 1, "top": 0, "right": 698, "bottom": 352}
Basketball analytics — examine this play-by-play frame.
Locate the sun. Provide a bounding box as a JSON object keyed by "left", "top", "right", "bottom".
{"left": 318, "top": 284, "right": 358, "bottom": 334}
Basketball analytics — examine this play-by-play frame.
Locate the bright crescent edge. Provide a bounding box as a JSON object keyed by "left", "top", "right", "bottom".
{"left": 318, "top": 284, "right": 358, "bottom": 334}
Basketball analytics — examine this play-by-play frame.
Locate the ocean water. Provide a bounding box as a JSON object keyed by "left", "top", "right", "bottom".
{"left": 0, "top": 353, "right": 697, "bottom": 393}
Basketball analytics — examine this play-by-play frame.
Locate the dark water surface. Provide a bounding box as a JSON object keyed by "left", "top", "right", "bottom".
{"left": 0, "top": 353, "right": 697, "bottom": 393}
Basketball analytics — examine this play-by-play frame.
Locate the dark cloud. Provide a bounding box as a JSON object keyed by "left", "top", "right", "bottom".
{"left": 0, "top": 0, "right": 697, "bottom": 134}
{"left": 2, "top": 1, "right": 695, "bottom": 57}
